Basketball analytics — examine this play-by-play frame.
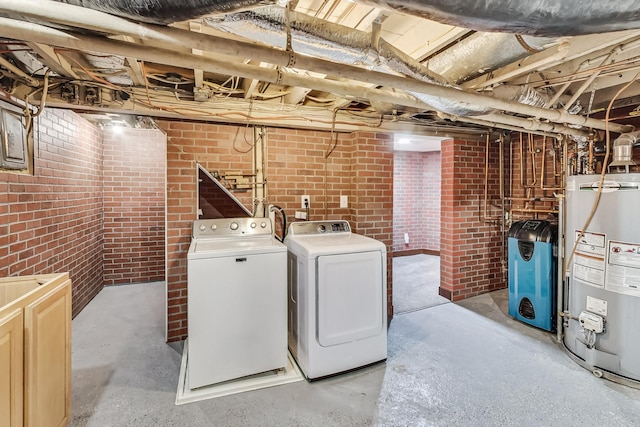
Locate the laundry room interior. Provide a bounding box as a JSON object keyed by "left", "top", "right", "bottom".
{"left": 3, "top": 1, "right": 640, "bottom": 426}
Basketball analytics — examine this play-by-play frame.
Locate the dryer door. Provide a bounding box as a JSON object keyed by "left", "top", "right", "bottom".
{"left": 316, "top": 250, "right": 384, "bottom": 347}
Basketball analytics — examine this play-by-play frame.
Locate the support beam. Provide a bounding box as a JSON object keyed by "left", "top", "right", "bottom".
{"left": 464, "top": 29, "right": 640, "bottom": 89}
{"left": 26, "top": 42, "right": 78, "bottom": 78}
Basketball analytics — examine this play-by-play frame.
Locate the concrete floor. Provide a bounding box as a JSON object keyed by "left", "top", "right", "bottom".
{"left": 71, "top": 281, "right": 640, "bottom": 426}
{"left": 393, "top": 254, "right": 448, "bottom": 314}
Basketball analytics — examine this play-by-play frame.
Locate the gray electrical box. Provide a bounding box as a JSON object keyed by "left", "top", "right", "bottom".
{"left": 0, "top": 108, "right": 28, "bottom": 170}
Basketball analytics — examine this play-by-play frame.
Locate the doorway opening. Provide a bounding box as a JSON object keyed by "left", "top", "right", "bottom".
{"left": 392, "top": 135, "right": 448, "bottom": 314}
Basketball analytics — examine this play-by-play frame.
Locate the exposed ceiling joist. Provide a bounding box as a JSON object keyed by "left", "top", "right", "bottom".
{"left": 26, "top": 42, "right": 79, "bottom": 79}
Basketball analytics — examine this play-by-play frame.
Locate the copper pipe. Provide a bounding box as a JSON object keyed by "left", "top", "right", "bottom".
{"left": 483, "top": 133, "right": 501, "bottom": 220}
{"left": 529, "top": 134, "right": 537, "bottom": 186}
{"left": 540, "top": 136, "right": 547, "bottom": 190}
{"left": 519, "top": 132, "right": 525, "bottom": 188}
{"left": 511, "top": 208, "right": 559, "bottom": 213}
{"left": 505, "top": 197, "right": 557, "bottom": 201}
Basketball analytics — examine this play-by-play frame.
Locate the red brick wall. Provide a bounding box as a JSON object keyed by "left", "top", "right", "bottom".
{"left": 160, "top": 121, "right": 394, "bottom": 341}
{"left": 440, "top": 138, "right": 505, "bottom": 300}
{"left": 350, "top": 132, "right": 394, "bottom": 319}
{"left": 0, "top": 108, "right": 104, "bottom": 316}
{"left": 393, "top": 150, "right": 441, "bottom": 253}
{"left": 102, "top": 128, "right": 166, "bottom": 285}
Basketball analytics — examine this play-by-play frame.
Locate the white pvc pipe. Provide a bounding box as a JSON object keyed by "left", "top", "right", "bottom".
{"left": 0, "top": 1, "right": 632, "bottom": 134}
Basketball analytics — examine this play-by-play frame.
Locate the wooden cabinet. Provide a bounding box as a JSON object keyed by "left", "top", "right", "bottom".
{"left": 0, "top": 273, "right": 71, "bottom": 427}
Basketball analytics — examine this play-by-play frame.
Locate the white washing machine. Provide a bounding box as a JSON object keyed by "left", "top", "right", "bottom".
{"left": 187, "top": 218, "right": 287, "bottom": 389}
{"left": 284, "top": 220, "right": 387, "bottom": 379}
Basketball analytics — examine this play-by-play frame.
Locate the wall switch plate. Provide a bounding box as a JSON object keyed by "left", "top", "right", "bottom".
{"left": 340, "top": 195, "right": 348, "bottom": 208}
{"left": 301, "top": 195, "right": 310, "bottom": 209}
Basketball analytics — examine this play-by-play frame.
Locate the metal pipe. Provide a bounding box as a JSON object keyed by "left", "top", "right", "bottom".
{"left": 529, "top": 134, "right": 538, "bottom": 186}
{"left": 0, "top": 3, "right": 631, "bottom": 133}
{"left": 519, "top": 133, "right": 525, "bottom": 188}
{"left": 505, "top": 197, "right": 558, "bottom": 201}
{"left": 0, "top": 18, "right": 594, "bottom": 138}
{"left": 499, "top": 133, "right": 507, "bottom": 275}
{"left": 483, "top": 133, "right": 501, "bottom": 220}
{"left": 439, "top": 113, "right": 588, "bottom": 138}
{"left": 556, "top": 140, "right": 567, "bottom": 342}
{"left": 511, "top": 208, "right": 558, "bottom": 213}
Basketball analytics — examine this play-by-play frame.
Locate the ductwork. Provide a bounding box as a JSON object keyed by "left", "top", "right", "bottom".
{"left": 54, "top": 0, "right": 640, "bottom": 37}
{"left": 205, "top": 6, "right": 550, "bottom": 116}
{"left": 426, "top": 33, "right": 557, "bottom": 84}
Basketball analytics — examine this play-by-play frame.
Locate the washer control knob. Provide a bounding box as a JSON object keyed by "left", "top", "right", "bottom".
{"left": 199, "top": 224, "right": 206, "bottom": 231}
{"left": 230, "top": 222, "right": 239, "bottom": 231}
{"left": 260, "top": 222, "right": 267, "bottom": 228}
{"left": 211, "top": 224, "right": 217, "bottom": 231}
{"left": 317, "top": 224, "right": 326, "bottom": 233}
{"left": 250, "top": 222, "right": 257, "bottom": 229}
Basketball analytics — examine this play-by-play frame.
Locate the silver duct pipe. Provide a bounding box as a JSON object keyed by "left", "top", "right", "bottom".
{"left": 426, "top": 33, "right": 557, "bottom": 84}
{"left": 0, "top": 15, "right": 615, "bottom": 136}
{"left": 53, "top": 0, "right": 640, "bottom": 37}
{"left": 0, "top": 3, "right": 632, "bottom": 134}
{"left": 204, "top": 7, "right": 546, "bottom": 116}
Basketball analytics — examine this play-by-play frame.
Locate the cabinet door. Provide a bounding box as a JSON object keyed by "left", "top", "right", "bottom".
{"left": 0, "top": 308, "right": 23, "bottom": 427}
{"left": 24, "top": 280, "right": 71, "bottom": 427}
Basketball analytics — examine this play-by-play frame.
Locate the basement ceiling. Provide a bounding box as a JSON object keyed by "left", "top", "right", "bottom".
{"left": 1, "top": 0, "right": 640, "bottom": 138}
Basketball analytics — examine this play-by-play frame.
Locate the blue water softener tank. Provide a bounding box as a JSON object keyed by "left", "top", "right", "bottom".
{"left": 508, "top": 220, "right": 557, "bottom": 331}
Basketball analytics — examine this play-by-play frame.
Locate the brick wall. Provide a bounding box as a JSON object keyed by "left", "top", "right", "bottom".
{"left": 350, "top": 132, "right": 394, "bottom": 319}
{"left": 160, "top": 121, "right": 394, "bottom": 341}
{"left": 393, "top": 150, "right": 441, "bottom": 253}
{"left": 102, "top": 128, "right": 166, "bottom": 285}
{"left": 0, "top": 108, "right": 104, "bottom": 316}
{"left": 439, "top": 138, "right": 505, "bottom": 300}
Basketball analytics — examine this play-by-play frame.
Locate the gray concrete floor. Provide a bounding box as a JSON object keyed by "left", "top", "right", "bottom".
{"left": 71, "top": 281, "right": 640, "bottom": 427}
{"left": 393, "top": 254, "right": 448, "bottom": 314}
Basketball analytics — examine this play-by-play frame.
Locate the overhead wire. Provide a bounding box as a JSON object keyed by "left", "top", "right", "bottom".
{"left": 564, "top": 70, "right": 640, "bottom": 275}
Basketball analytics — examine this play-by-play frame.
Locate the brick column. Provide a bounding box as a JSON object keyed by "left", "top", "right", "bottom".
{"left": 439, "top": 138, "right": 505, "bottom": 301}
{"left": 349, "top": 131, "right": 394, "bottom": 319}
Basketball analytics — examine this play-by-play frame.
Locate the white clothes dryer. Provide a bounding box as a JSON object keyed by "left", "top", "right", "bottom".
{"left": 187, "top": 218, "right": 287, "bottom": 389}
{"left": 284, "top": 220, "right": 387, "bottom": 379}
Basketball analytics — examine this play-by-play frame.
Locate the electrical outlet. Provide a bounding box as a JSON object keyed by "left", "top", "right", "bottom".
{"left": 301, "top": 195, "right": 310, "bottom": 209}
{"left": 340, "top": 195, "right": 348, "bottom": 208}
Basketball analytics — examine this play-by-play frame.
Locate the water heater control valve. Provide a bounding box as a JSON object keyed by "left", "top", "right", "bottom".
{"left": 579, "top": 311, "right": 605, "bottom": 333}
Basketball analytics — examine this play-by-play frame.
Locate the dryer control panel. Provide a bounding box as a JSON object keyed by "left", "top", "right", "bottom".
{"left": 288, "top": 220, "right": 351, "bottom": 236}
{"left": 193, "top": 218, "right": 272, "bottom": 238}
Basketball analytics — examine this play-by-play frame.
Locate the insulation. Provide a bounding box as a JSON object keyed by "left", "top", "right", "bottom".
{"left": 426, "top": 33, "right": 557, "bottom": 84}
{"left": 55, "top": 0, "right": 640, "bottom": 36}
{"left": 376, "top": 0, "right": 640, "bottom": 36}
{"left": 204, "top": 6, "right": 553, "bottom": 116}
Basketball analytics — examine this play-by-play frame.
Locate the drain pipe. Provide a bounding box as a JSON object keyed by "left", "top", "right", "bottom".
{"left": 0, "top": 3, "right": 633, "bottom": 134}
{"left": 556, "top": 137, "right": 567, "bottom": 342}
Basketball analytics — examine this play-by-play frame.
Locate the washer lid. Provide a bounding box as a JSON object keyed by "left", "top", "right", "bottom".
{"left": 285, "top": 232, "right": 385, "bottom": 258}
{"left": 188, "top": 236, "right": 286, "bottom": 259}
